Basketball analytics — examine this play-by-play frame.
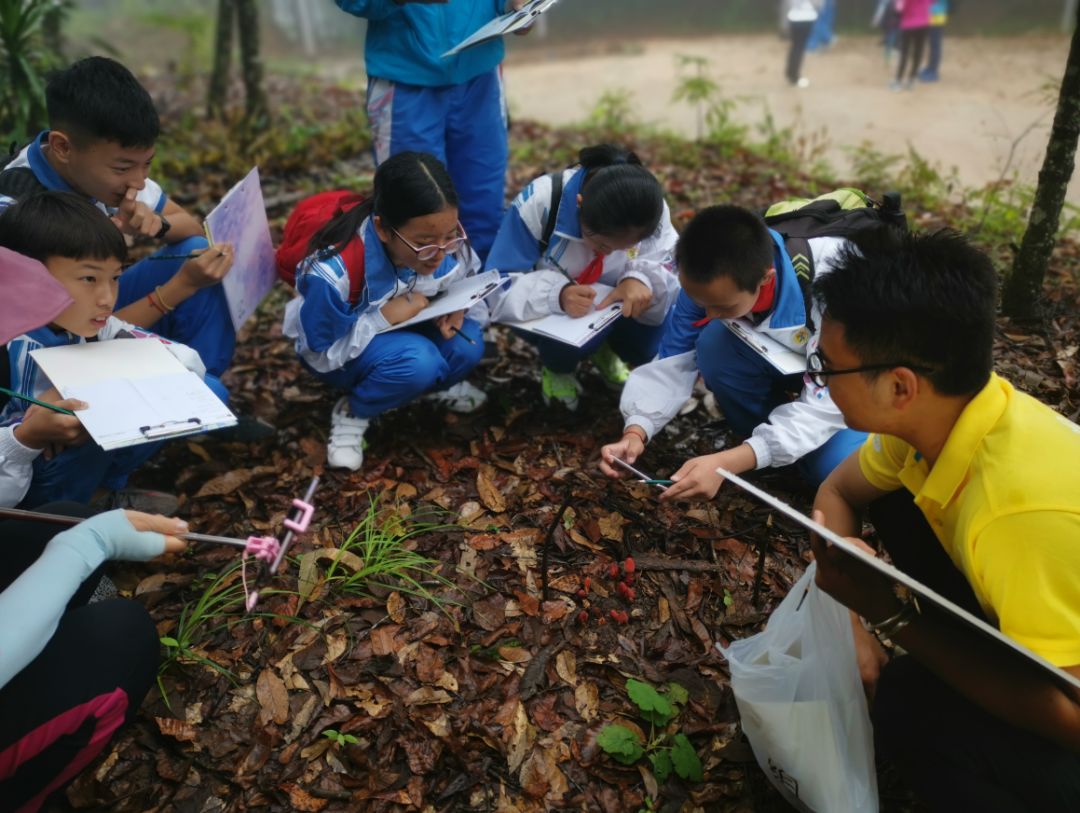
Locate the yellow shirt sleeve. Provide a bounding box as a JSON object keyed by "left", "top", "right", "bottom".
{"left": 858, "top": 433, "right": 909, "bottom": 493}
{"left": 971, "top": 511, "right": 1080, "bottom": 668}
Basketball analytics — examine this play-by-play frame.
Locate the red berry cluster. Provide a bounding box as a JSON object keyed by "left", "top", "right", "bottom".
{"left": 576, "top": 557, "right": 636, "bottom": 627}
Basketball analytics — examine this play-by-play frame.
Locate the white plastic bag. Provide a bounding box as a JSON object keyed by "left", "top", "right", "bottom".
{"left": 718, "top": 563, "right": 879, "bottom": 813}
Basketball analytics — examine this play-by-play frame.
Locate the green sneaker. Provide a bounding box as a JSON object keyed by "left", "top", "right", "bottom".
{"left": 541, "top": 367, "right": 582, "bottom": 411}
{"left": 592, "top": 342, "right": 630, "bottom": 389}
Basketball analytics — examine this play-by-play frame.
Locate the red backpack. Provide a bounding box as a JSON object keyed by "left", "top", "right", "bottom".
{"left": 276, "top": 191, "right": 367, "bottom": 305}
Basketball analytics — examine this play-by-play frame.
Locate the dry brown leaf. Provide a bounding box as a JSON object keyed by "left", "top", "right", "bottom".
{"left": 371, "top": 625, "right": 403, "bottom": 656}
{"left": 296, "top": 548, "right": 364, "bottom": 602}
{"left": 514, "top": 589, "right": 540, "bottom": 617}
{"left": 477, "top": 465, "right": 507, "bottom": 513}
{"left": 555, "top": 651, "right": 577, "bottom": 687}
{"left": 498, "top": 646, "right": 531, "bottom": 664}
{"left": 405, "top": 687, "right": 453, "bottom": 706}
{"left": 387, "top": 591, "right": 406, "bottom": 623}
{"left": 155, "top": 716, "right": 197, "bottom": 742}
{"left": 472, "top": 593, "right": 507, "bottom": 631}
{"left": 256, "top": 669, "right": 289, "bottom": 726}
{"left": 193, "top": 465, "right": 276, "bottom": 498}
{"left": 574, "top": 682, "right": 599, "bottom": 722}
{"left": 505, "top": 700, "right": 535, "bottom": 773}
{"left": 596, "top": 511, "right": 628, "bottom": 541}
{"left": 541, "top": 599, "right": 571, "bottom": 623}
{"left": 280, "top": 783, "right": 329, "bottom": 812}
{"left": 466, "top": 533, "right": 502, "bottom": 551}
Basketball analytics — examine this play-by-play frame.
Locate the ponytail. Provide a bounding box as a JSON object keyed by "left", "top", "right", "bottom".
{"left": 576, "top": 143, "right": 663, "bottom": 240}
{"left": 306, "top": 151, "right": 458, "bottom": 260}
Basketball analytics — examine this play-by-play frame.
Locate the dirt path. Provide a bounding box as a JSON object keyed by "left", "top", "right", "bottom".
{"left": 503, "top": 33, "right": 1079, "bottom": 203}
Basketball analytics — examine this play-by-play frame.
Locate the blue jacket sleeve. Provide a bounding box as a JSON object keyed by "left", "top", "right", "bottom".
{"left": 657, "top": 290, "right": 707, "bottom": 359}
{"left": 0, "top": 511, "right": 166, "bottom": 689}
{"left": 335, "top": 0, "right": 401, "bottom": 21}
{"left": 484, "top": 203, "right": 541, "bottom": 277}
{"left": 296, "top": 273, "right": 362, "bottom": 355}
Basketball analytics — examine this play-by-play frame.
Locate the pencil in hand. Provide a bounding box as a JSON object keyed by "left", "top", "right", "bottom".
{"left": 0, "top": 387, "right": 78, "bottom": 415}
{"left": 450, "top": 325, "right": 477, "bottom": 345}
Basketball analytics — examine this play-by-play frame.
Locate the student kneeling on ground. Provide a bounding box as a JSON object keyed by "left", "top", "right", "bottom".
{"left": 601, "top": 205, "right": 868, "bottom": 500}
{"left": 809, "top": 229, "right": 1080, "bottom": 811}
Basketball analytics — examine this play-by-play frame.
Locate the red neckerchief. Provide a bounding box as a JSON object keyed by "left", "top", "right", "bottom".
{"left": 576, "top": 252, "right": 604, "bottom": 285}
{"left": 691, "top": 275, "right": 777, "bottom": 327}
{"left": 751, "top": 275, "right": 776, "bottom": 314}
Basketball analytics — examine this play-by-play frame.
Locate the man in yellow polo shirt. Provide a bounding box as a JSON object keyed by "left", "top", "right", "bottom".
{"left": 807, "top": 228, "right": 1080, "bottom": 810}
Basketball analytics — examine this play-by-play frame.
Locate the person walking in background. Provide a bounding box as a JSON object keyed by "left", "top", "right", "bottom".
{"left": 783, "top": 0, "right": 824, "bottom": 88}
{"left": 891, "top": 0, "right": 932, "bottom": 91}
{"left": 873, "top": 0, "right": 902, "bottom": 65}
{"left": 919, "top": 0, "right": 949, "bottom": 82}
{"left": 806, "top": 0, "right": 836, "bottom": 51}
{"left": 334, "top": 0, "right": 527, "bottom": 263}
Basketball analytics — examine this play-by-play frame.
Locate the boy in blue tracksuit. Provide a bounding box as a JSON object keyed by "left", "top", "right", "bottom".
{"left": 336, "top": 0, "right": 525, "bottom": 262}
{"left": 600, "top": 205, "right": 867, "bottom": 501}
{"left": 0, "top": 193, "right": 214, "bottom": 508}
{"left": 0, "top": 57, "right": 235, "bottom": 386}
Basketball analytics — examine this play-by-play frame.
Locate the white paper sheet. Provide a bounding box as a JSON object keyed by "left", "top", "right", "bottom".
{"left": 381, "top": 270, "right": 507, "bottom": 332}
{"left": 505, "top": 283, "right": 623, "bottom": 348}
{"left": 206, "top": 167, "right": 277, "bottom": 331}
{"left": 441, "top": 0, "right": 563, "bottom": 58}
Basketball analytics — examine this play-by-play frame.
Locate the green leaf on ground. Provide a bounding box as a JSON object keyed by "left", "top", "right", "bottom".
{"left": 627, "top": 678, "right": 674, "bottom": 725}
{"left": 671, "top": 733, "right": 703, "bottom": 782}
{"left": 597, "top": 724, "right": 645, "bottom": 765}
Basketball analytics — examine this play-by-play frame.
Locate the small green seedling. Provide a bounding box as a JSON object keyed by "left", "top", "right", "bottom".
{"left": 322, "top": 729, "right": 359, "bottom": 747}
{"left": 597, "top": 679, "right": 703, "bottom": 785}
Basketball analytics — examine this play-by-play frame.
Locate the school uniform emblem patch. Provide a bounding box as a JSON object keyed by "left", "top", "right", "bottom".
{"left": 792, "top": 328, "right": 810, "bottom": 346}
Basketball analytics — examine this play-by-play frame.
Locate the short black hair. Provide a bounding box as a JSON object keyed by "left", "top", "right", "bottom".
{"left": 813, "top": 229, "right": 997, "bottom": 397}
{"left": 676, "top": 205, "right": 774, "bottom": 291}
{"left": 0, "top": 191, "right": 128, "bottom": 265}
{"left": 46, "top": 57, "right": 160, "bottom": 148}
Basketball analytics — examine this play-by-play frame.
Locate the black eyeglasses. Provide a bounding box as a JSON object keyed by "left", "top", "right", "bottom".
{"left": 392, "top": 223, "right": 468, "bottom": 262}
{"left": 806, "top": 349, "right": 934, "bottom": 388}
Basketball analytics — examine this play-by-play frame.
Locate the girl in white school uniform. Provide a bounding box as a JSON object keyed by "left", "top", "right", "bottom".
{"left": 484, "top": 145, "right": 679, "bottom": 411}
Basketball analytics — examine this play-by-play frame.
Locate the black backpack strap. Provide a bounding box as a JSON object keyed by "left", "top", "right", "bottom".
{"left": 780, "top": 236, "right": 817, "bottom": 334}
{"left": 537, "top": 170, "right": 563, "bottom": 262}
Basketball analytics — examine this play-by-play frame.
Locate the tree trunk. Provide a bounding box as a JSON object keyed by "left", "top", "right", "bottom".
{"left": 42, "top": 1, "right": 66, "bottom": 59}
{"left": 1002, "top": 7, "right": 1080, "bottom": 319}
{"left": 236, "top": 0, "right": 270, "bottom": 125}
{"left": 207, "top": 0, "right": 235, "bottom": 120}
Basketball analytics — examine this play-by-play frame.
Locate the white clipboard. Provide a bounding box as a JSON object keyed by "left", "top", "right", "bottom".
{"left": 380, "top": 270, "right": 507, "bottom": 332}
{"left": 723, "top": 318, "right": 806, "bottom": 376}
{"left": 505, "top": 283, "right": 622, "bottom": 348}
{"left": 716, "top": 467, "right": 1080, "bottom": 692}
{"left": 441, "top": 0, "right": 562, "bottom": 58}
{"left": 30, "top": 340, "right": 236, "bottom": 450}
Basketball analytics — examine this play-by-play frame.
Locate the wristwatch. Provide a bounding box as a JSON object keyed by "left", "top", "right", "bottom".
{"left": 154, "top": 216, "right": 172, "bottom": 241}
{"left": 868, "top": 594, "right": 921, "bottom": 640}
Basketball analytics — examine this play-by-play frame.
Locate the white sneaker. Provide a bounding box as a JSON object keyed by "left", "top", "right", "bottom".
{"left": 327, "top": 397, "right": 369, "bottom": 471}
{"left": 423, "top": 381, "right": 488, "bottom": 414}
